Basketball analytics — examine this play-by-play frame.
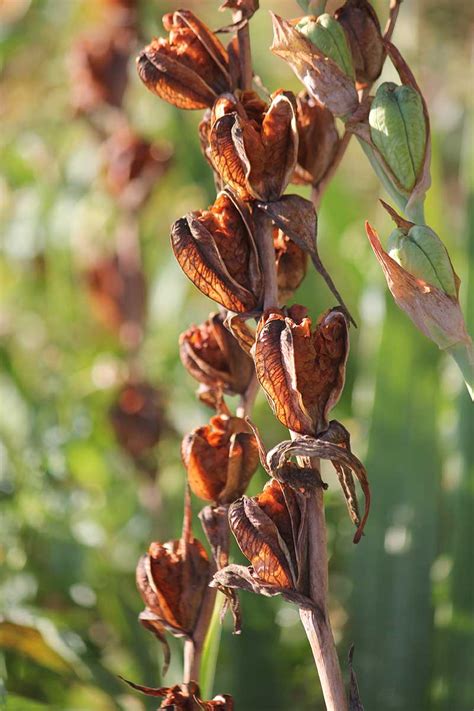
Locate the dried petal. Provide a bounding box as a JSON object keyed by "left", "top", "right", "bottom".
{"left": 270, "top": 13, "right": 359, "bottom": 119}
{"left": 179, "top": 312, "right": 254, "bottom": 396}
{"left": 119, "top": 679, "right": 234, "bottom": 709}
{"left": 136, "top": 11, "right": 230, "bottom": 110}
{"left": 171, "top": 191, "right": 263, "bottom": 312}
{"left": 252, "top": 307, "right": 350, "bottom": 435}
{"left": 182, "top": 415, "right": 259, "bottom": 504}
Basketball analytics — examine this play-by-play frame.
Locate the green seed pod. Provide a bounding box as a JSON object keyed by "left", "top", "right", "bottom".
{"left": 387, "top": 224, "right": 457, "bottom": 298}
{"left": 369, "top": 82, "right": 427, "bottom": 192}
{"left": 296, "top": 14, "right": 355, "bottom": 79}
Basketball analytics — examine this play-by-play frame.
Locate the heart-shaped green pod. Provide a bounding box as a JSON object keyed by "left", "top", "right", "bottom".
{"left": 387, "top": 225, "right": 457, "bottom": 298}
{"left": 369, "top": 82, "right": 426, "bottom": 192}
{"left": 296, "top": 14, "right": 355, "bottom": 79}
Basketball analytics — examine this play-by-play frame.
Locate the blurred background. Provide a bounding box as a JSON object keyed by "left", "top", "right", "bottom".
{"left": 0, "top": 0, "right": 473, "bottom": 709}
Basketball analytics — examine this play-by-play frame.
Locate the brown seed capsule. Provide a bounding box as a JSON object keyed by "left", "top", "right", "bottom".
{"left": 294, "top": 93, "right": 340, "bottom": 188}
{"left": 335, "top": 0, "right": 385, "bottom": 89}
{"left": 209, "top": 90, "right": 298, "bottom": 201}
{"left": 171, "top": 191, "right": 263, "bottom": 312}
{"left": 136, "top": 11, "right": 231, "bottom": 110}
{"left": 109, "top": 382, "right": 163, "bottom": 460}
{"left": 84, "top": 251, "right": 146, "bottom": 348}
{"left": 252, "top": 306, "right": 349, "bottom": 435}
{"left": 211, "top": 479, "right": 318, "bottom": 609}
{"left": 70, "top": 27, "right": 133, "bottom": 113}
{"left": 102, "top": 126, "right": 172, "bottom": 209}
{"left": 179, "top": 313, "right": 254, "bottom": 396}
{"left": 182, "top": 415, "right": 259, "bottom": 505}
{"left": 274, "top": 228, "right": 308, "bottom": 302}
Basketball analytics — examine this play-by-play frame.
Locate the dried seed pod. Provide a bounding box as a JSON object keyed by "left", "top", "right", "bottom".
{"left": 366, "top": 221, "right": 473, "bottom": 398}
{"left": 102, "top": 126, "right": 172, "bottom": 209}
{"left": 84, "top": 251, "right": 146, "bottom": 348}
{"left": 136, "top": 501, "right": 211, "bottom": 672}
{"left": 179, "top": 312, "right": 254, "bottom": 396}
{"left": 270, "top": 13, "right": 359, "bottom": 119}
{"left": 109, "top": 382, "right": 164, "bottom": 460}
{"left": 182, "top": 415, "right": 259, "bottom": 505}
{"left": 294, "top": 93, "right": 340, "bottom": 187}
{"left": 296, "top": 13, "right": 355, "bottom": 79}
{"left": 211, "top": 480, "right": 318, "bottom": 609}
{"left": 209, "top": 90, "right": 298, "bottom": 201}
{"left": 136, "top": 11, "right": 231, "bottom": 110}
{"left": 170, "top": 191, "right": 263, "bottom": 312}
{"left": 369, "top": 82, "right": 427, "bottom": 193}
{"left": 70, "top": 27, "right": 133, "bottom": 113}
{"left": 252, "top": 306, "right": 349, "bottom": 435}
{"left": 274, "top": 229, "right": 308, "bottom": 302}
{"left": 335, "top": 0, "right": 385, "bottom": 88}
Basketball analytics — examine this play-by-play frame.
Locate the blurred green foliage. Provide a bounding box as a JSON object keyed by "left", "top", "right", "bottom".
{"left": 0, "top": 1, "right": 472, "bottom": 710}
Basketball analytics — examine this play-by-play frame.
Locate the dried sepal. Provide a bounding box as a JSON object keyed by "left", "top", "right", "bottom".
{"left": 366, "top": 221, "right": 474, "bottom": 398}
{"left": 223, "top": 311, "right": 257, "bottom": 355}
{"left": 252, "top": 307, "right": 350, "bottom": 435}
{"left": 182, "top": 415, "right": 259, "bottom": 505}
{"left": 179, "top": 312, "right": 254, "bottom": 396}
{"left": 267, "top": 420, "right": 370, "bottom": 542}
{"left": 208, "top": 90, "right": 298, "bottom": 201}
{"left": 171, "top": 191, "right": 263, "bottom": 312}
{"left": 335, "top": 0, "right": 385, "bottom": 89}
{"left": 257, "top": 195, "right": 355, "bottom": 323}
{"left": 274, "top": 229, "right": 307, "bottom": 303}
{"left": 270, "top": 13, "right": 359, "bottom": 119}
{"left": 136, "top": 11, "right": 230, "bottom": 110}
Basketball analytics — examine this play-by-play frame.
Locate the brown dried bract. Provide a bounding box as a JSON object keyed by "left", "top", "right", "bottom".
{"left": 102, "top": 126, "right": 172, "bottom": 209}
{"left": 136, "top": 11, "right": 231, "bottom": 110}
{"left": 179, "top": 312, "right": 254, "bottom": 396}
{"left": 182, "top": 415, "right": 259, "bottom": 504}
{"left": 208, "top": 90, "right": 298, "bottom": 201}
{"left": 70, "top": 27, "right": 133, "bottom": 113}
{"left": 252, "top": 307, "right": 349, "bottom": 435}
{"left": 120, "top": 679, "right": 234, "bottom": 709}
{"left": 171, "top": 191, "right": 263, "bottom": 312}
{"left": 274, "top": 228, "right": 307, "bottom": 303}
{"left": 335, "top": 0, "right": 385, "bottom": 89}
{"left": 270, "top": 13, "right": 359, "bottom": 119}
{"left": 294, "top": 93, "right": 340, "bottom": 188}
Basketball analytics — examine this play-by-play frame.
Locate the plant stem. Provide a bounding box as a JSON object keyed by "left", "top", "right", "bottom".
{"left": 183, "top": 583, "right": 218, "bottom": 684}
{"left": 255, "top": 210, "right": 279, "bottom": 309}
{"left": 300, "top": 487, "right": 348, "bottom": 711}
{"left": 234, "top": 11, "right": 253, "bottom": 91}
